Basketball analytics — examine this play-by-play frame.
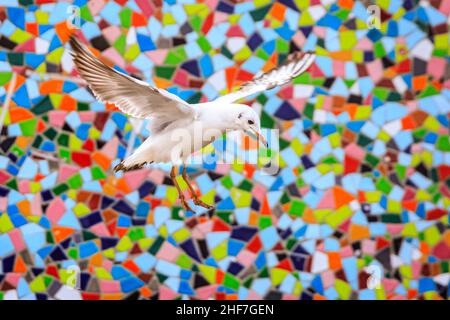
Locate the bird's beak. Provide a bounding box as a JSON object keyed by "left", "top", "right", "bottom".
{"left": 250, "top": 128, "right": 268, "bottom": 148}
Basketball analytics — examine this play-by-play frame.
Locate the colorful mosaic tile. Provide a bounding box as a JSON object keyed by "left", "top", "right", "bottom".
{"left": 0, "top": 0, "right": 449, "bottom": 300}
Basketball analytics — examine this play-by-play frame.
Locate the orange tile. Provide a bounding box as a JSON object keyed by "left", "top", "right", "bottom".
{"left": 242, "top": 135, "right": 258, "bottom": 150}
{"left": 26, "top": 22, "right": 39, "bottom": 36}
{"left": 37, "top": 119, "right": 46, "bottom": 132}
{"left": 260, "top": 197, "right": 271, "bottom": 215}
{"left": 92, "top": 151, "right": 112, "bottom": 170}
{"left": 401, "top": 115, "right": 416, "bottom": 130}
{"left": 116, "top": 178, "right": 132, "bottom": 194}
{"left": 301, "top": 208, "right": 316, "bottom": 224}
{"left": 407, "top": 289, "right": 417, "bottom": 299}
{"left": 153, "top": 77, "right": 173, "bottom": 89}
{"left": 443, "top": 230, "right": 450, "bottom": 247}
{"left": 59, "top": 94, "right": 77, "bottom": 111}
{"left": 249, "top": 211, "right": 258, "bottom": 225}
{"left": 412, "top": 75, "right": 427, "bottom": 91}
{"left": 349, "top": 224, "right": 370, "bottom": 241}
{"left": 225, "top": 67, "right": 237, "bottom": 91}
{"left": 328, "top": 252, "right": 342, "bottom": 270}
{"left": 17, "top": 199, "right": 31, "bottom": 216}
{"left": 132, "top": 12, "right": 147, "bottom": 27}
{"left": 102, "top": 293, "right": 123, "bottom": 300}
{"left": 90, "top": 252, "right": 103, "bottom": 267}
{"left": 402, "top": 200, "right": 417, "bottom": 212}
{"left": 269, "top": 2, "right": 286, "bottom": 21}
{"left": 123, "top": 260, "right": 140, "bottom": 274}
{"left": 419, "top": 241, "right": 430, "bottom": 255}
{"left": 16, "top": 136, "right": 30, "bottom": 149}
{"left": 313, "top": 294, "right": 328, "bottom": 300}
{"left": 40, "top": 80, "right": 64, "bottom": 94}
{"left": 10, "top": 107, "right": 34, "bottom": 123}
{"left": 215, "top": 269, "right": 225, "bottom": 284}
{"left": 52, "top": 226, "right": 75, "bottom": 243}
{"left": 140, "top": 286, "right": 152, "bottom": 298}
{"left": 55, "top": 21, "right": 72, "bottom": 43}
{"left": 14, "top": 255, "right": 27, "bottom": 273}
{"left": 329, "top": 50, "right": 353, "bottom": 61}
{"left": 334, "top": 186, "right": 355, "bottom": 208}
{"left": 243, "top": 163, "right": 256, "bottom": 179}
{"left": 338, "top": 0, "right": 354, "bottom": 9}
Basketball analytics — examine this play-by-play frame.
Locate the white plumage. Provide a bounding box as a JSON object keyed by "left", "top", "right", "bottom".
{"left": 70, "top": 35, "right": 315, "bottom": 211}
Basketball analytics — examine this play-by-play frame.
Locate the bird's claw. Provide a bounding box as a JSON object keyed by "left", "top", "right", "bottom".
{"left": 180, "top": 197, "right": 194, "bottom": 212}
{"left": 193, "top": 198, "right": 214, "bottom": 210}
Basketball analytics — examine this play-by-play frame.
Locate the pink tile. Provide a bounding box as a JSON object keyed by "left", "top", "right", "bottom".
{"left": 159, "top": 285, "right": 178, "bottom": 300}
{"left": 102, "top": 26, "right": 122, "bottom": 43}
{"left": 9, "top": 229, "right": 26, "bottom": 252}
{"left": 366, "top": 59, "right": 383, "bottom": 82}
{"left": 30, "top": 193, "right": 43, "bottom": 216}
{"left": 90, "top": 223, "right": 110, "bottom": 237}
{"left": 48, "top": 110, "right": 67, "bottom": 127}
{"left": 236, "top": 250, "right": 256, "bottom": 267}
{"left": 146, "top": 49, "right": 168, "bottom": 65}
{"left": 355, "top": 37, "right": 373, "bottom": 50}
{"left": 100, "top": 280, "right": 120, "bottom": 293}
{"left": 339, "top": 245, "right": 354, "bottom": 258}
{"left": 78, "top": 111, "right": 96, "bottom": 123}
{"left": 136, "top": 0, "right": 154, "bottom": 17}
{"left": 18, "top": 180, "right": 31, "bottom": 194}
{"left": 148, "top": 169, "right": 165, "bottom": 185}
{"left": 103, "top": 47, "right": 126, "bottom": 69}
{"left": 382, "top": 278, "right": 399, "bottom": 292}
{"left": 362, "top": 239, "right": 376, "bottom": 255}
{"left": 321, "top": 270, "right": 335, "bottom": 289}
{"left": 87, "top": 0, "right": 105, "bottom": 16}
{"left": 5, "top": 273, "right": 21, "bottom": 286}
{"left": 101, "top": 137, "right": 119, "bottom": 160}
{"left": 155, "top": 241, "right": 180, "bottom": 262}
{"left": 427, "top": 57, "right": 446, "bottom": 80}
{"left": 317, "top": 189, "right": 336, "bottom": 209}
{"left": 196, "top": 285, "right": 218, "bottom": 299}
{"left": 45, "top": 197, "right": 66, "bottom": 224}
{"left": 345, "top": 143, "right": 365, "bottom": 160}
{"left": 333, "top": 60, "right": 346, "bottom": 78}
{"left": 0, "top": 197, "right": 7, "bottom": 211}
{"left": 292, "top": 31, "right": 306, "bottom": 48}
{"left": 58, "top": 164, "right": 80, "bottom": 183}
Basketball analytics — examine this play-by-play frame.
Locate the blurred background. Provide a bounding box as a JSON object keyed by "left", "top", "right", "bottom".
{"left": 0, "top": 0, "right": 448, "bottom": 300}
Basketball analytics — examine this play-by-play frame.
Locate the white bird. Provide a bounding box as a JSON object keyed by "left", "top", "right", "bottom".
{"left": 69, "top": 35, "right": 315, "bottom": 212}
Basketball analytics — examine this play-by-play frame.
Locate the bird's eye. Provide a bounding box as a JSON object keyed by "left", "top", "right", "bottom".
{"left": 248, "top": 120, "right": 254, "bottom": 125}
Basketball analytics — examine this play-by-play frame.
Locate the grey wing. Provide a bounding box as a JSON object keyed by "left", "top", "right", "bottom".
{"left": 69, "top": 36, "right": 195, "bottom": 133}
{"left": 214, "top": 51, "right": 316, "bottom": 104}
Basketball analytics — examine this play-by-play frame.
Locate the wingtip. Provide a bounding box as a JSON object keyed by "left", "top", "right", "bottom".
{"left": 68, "top": 34, "right": 82, "bottom": 52}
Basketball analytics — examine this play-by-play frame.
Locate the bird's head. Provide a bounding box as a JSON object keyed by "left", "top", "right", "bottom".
{"left": 232, "top": 104, "right": 268, "bottom": 148}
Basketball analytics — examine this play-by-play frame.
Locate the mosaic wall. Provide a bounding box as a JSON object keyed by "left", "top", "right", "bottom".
{"left": 0, "top": 0, "right": 449, "bottom": 300}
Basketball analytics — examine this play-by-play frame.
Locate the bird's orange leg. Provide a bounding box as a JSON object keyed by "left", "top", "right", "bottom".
{"left": 170, "top": 166, "right": 194, "bottom": 212}
{"left": 181, "top": 166, "right": 214, "bottom": 209}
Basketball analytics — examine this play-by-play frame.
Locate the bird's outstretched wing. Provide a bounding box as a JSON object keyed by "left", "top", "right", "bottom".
{"left": 215, "top": 51, "right": 316, "bottom": 104}
{"left": 69, "top": 36, "right": 195, "bottom": 133}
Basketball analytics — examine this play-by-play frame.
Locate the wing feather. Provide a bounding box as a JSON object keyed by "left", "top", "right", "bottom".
{"left": 69, "top": 35, "right": 195, "bottom": 133}
{"left": 215, "top": 51, "right": 316, "bottom": 104}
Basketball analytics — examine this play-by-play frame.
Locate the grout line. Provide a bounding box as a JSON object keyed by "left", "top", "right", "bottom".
{"left": 0, "top": 73, "right": 17, "bottom": 141}
{"left": 126, "top": 118, "right": 144, "bottom": 158}
{"left": 25, "top": 70, "right": 86, "bottom": 85}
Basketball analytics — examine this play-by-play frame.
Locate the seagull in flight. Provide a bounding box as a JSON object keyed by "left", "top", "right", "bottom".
{"left": 69, "top": 35, "right": 315, "bottom": 212}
